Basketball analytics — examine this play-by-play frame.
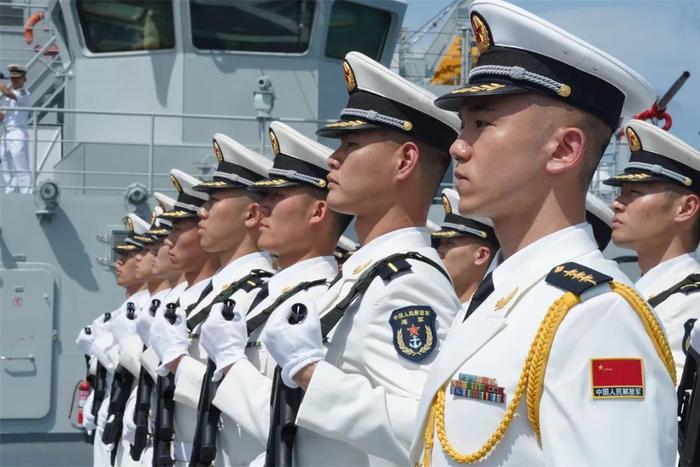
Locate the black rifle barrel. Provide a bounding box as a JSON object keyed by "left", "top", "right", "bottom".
{"left": 129, "top": 362, "right": 154, "bottom": 461}
{"left": 265, "top": 303, "right": 308, "bottom": 467}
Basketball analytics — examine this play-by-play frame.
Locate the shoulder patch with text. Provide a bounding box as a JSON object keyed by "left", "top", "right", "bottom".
{"left": 591, "top": 358, "right": 644, "bottom": 399}
{"left": 390, "top": 306, "right": 437, "bottom": 362}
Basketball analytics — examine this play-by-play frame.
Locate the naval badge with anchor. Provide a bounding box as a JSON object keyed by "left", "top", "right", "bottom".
{"left": 390, "top": 306, "right": 437, "bottom": 362}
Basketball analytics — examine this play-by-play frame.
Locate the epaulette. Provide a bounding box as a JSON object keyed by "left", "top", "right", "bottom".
{"left": 545, "top": 262, "right": 612, "bottom": 295}
{"left": 679, "top": 274, "right": 700, "bottom": 295}
{"left": 239, "top": 269, "right": 271, "bottom": 292}
{"left": 377, "top": 256, "right": 412, "bottom": 280}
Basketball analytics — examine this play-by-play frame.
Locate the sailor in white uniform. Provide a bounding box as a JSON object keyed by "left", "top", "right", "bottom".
{"left": 0, "top": 64, "right": 32, "bottom": 193}
{"left": 259, "top": 52, "right": 462, "bottom": 466}
{"left": 432, "top": 188, "right": 498, "bottom": 305}
{"left": 154, "top": 134, "right": 275, "bottom": 467}
{"left": 410, "top": 2, "right": 677, "bottom": 466}
{"left": 203, "top": 122, "right": 350, "bottom": 461}
{"left": 148, "top": 169, "right": 219, "bottom": 466}
{"left": 605, "top": 119, "right": 700, "bottom": 376}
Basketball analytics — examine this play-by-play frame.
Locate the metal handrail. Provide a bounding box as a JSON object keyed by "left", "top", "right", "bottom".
{"left": 0, "top": 105, "right": 335, "bottom": 195}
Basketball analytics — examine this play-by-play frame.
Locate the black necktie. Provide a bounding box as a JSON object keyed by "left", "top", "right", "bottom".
{"left": 185, "top": 280, "right": 214, "bottom": 316}
{"left": 464, "top": 272, "right": 494, "bottom": 321}
{"left": 248, "top": 283, "right": 269, "bottom": 312}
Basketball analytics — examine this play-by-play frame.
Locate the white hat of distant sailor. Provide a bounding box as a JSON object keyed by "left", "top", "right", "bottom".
{"left": 426, "top": 219, "right": 440, "bottom": 234}
{"left": 432, "top": 188, "right": 499, "bottom": 247}
{"left": 250, "top": 121, "right": 332, "bottom": 191}
{"left": 160, "top": 169, "right": 209, "bottom": 220}
{"left": 194, "top": 134, "right": 272, "bottom": 192}
{"left": 585, "top": 193, "right": 614, "bottom": 251}
{"left": 604, "top": 119, "right": 700, "bottom": 194}
{"left": 146, "top": 204, "right": 171, "bottom": 238}
{"left": 7, "top": 64, "right": 26, "bottom": 77}
{"left": 316, "top": 51, "right": 460, "bottom": 152}
{"left": 434, "top": 0, "right": 655, "bottom": 130}
{"left": 114, "top": 213, "right": 149, "bottom": 253}
{"left": 334, "top": 235, "right": 359, "bottom": 263}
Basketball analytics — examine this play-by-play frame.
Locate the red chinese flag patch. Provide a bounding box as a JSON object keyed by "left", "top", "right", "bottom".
{"left": 590, "top": 358, "right": 644, "bottom": 399}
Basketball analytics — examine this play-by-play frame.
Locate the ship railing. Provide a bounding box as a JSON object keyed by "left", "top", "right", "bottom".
{"left": 0, "top": 105, "right": 333, "bottom": 195}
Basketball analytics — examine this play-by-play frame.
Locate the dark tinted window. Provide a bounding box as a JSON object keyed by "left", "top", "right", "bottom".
{"left": 325, "top": 1, "right": 391, "bottom": 61}
{"left": 0, "top": 5, "right": 23, "bottom": 27}
{"left": 77, "top": 1, "right": 174, "bottom": 53}
{"left": 191, "top": 0, "right": 315, "bottom": 53}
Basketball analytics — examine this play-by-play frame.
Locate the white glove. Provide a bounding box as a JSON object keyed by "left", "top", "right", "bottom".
{"left": 690, "top": 320, "right": 700, "bottom": 352}
{"left": 200, "top": 302, "right": 248, "bottom": 382}
{"left": 148, "top": 307, "right": 189, "bottom": 375}
{"left": 134, "top": 305, "right": 155, "bottom": 344}
{"left": 83, "top": 391, "right": 96, "bottom": 432}
{"left": 122, "top": 395, "right": 137, "bottom": 444}
{"left": 261, "top": 302, "right": 325, "bottom": 388}
{"left": 92, "top": 332, "right": 119, "bottom": 372}
{"left": 111, "top": 310, "right": 139, "bottom": 346}
{"left": 97, "top": 392, "right": 110, "bottom": 430}
{"left": 91, "top": 312, "right": 114, "bottom": 338}
{"left": 76, "top": 326, "right": 95, "bottom": 356}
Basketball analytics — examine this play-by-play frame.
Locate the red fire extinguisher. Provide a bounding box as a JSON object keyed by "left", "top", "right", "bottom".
{"left": 76, "top": 380, "right": 91, "bottom": 425}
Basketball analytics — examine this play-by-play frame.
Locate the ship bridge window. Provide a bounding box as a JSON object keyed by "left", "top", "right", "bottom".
{"left": 325, "top": 1, "right": 391, "bottom": 61}
{"left": 190, "top": 0, "right": 315, "bottom": 53}
{"left": 76, "top": 1, "right": 174, "bottom": 53}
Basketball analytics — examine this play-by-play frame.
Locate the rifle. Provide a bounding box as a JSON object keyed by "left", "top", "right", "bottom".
{"left": 152, "top": 302, "right": 179, "bottom": 467}
{"left": 678, "top": 318, "right": 699, "bottom": 467}
{"left": 102, "top": 303, "right": 138, "bottom": 457}
{"left": 189, "top": 299, "right": 236, "bottom": 467}
{"left": 129, "top": 352, "right": 154, "bottom": 461}
{"left": 264, "top": 304, "right": 307, "bottom": 467}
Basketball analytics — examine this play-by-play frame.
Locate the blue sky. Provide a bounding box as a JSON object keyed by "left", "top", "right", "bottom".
{"left": 403, "top": 1, "right": 700, "bottom": 147}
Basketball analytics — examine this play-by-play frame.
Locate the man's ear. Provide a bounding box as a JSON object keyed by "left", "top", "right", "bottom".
{"left": 673, "top": 192, "right": 700, "bottom": 225}
{"left": 544, "top": 126, "right": 586, "bottom": 175}
{"left": 308, "top": 199, "right": 328, "bottom": 226}
{"left": 244, "top": 202, "right": 264, "bottom": 228}
{"left": 395, "top": 141, "right": 421, "bottom": 182}
{"left": 473, "top": 245, "right": 492, "bottom": 266}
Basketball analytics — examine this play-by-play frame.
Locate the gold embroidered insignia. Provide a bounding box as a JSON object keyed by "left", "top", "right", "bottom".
{"left": 441, "top": 193, "right": 451, "bottom": 215}
{"left": 162, "top": 210, "right": 190, "bottom": 218}
{"left": 324, "top": 119, "right": 367, "bottom": 128}
{"left": 614, "top": 173, "right": 652, "bottom": 181}
{"left": 562, "top": 268, "right": 597, "bottom": 285}
{"left": 471, "top": 13, "right": 491, "bottom": 53}
{"left": 352, "top": 260, "right": 372, "bottom": 275}
{"left": 343, "top": 60, "right": 357, "bottom": 93}
{"left": 213, "top": 139, "right": 224, "bottom": 162}
{"left": 269, "top": 129, "right": 280, "bottom": 156}
{"left": 451, "top": 83, "right": 505, "bottom": 94}
{"left": 253, "top": 179, "right": 287, "bottom": 187}
{"left": 170, "top": 175, "right": 183, "bottom": 192}
{"left": 626, "top": 127, "right": 642, "bottom": 152}
{"left": 431, "top": 230, "right": 458, "bottom": 238}
{"left": 494, "top": 287, "right": 518, "bottom": 310}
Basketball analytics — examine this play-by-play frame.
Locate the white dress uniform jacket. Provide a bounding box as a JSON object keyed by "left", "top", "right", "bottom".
{"left": 172, "top": 251, "right": 275, "bottom": 467}
{"left": 212, "top": 255, "right": 338, "bottom": 446}
{"left": 410, "top": 224, "right": 677, "bottom": 467}
{"left": 636, "top": 253, "right": 700, "bottom": 377}
{"left": 288, "top": 227, "right": 460, "bottom": 466}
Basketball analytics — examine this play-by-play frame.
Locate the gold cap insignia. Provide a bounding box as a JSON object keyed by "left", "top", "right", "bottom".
{"left": 471, "top": 13, "right": 491, "bottom": 53}
{"left": 213, "top": 139, "right": 224, "bottom": 162}
{"left": 441, "top": 194, "right": 451, "bottom": 215}
{"left": 626, "top": 127, "right": 642, "bottom": 152}
{"left": 318, "top": 179, "right": 327, "bottom": 188}
{"left": 343, "top": 60, "right": 357, "bottom": 93}
{"left": 170, "top": 175, "right": 183, "bottom": 193}
{"left": 124, "top": 216, "right": 134, "bottom": 233}
{"left": 269, "top": 129, "right": 280, "bottom": 156}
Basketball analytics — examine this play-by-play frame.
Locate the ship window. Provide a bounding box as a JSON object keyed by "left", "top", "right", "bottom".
{"left": 76, "top": 1, "right": 174, "bottom": 53}
{"left": 325, "top": 1, "right": 391, "bottom": 61}
{"left": 0, "top": 4, "right": 24, "bottom": 27}
{"left": 190, "top": 0, "right": 315, "bottom": 53}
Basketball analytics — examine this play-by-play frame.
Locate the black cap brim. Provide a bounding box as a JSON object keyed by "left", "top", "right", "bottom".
{"left": 602, "top": 171, "right": 666, "bottom": 187}
{"left": 434, "top": 83, "right": 528, "bottom": 112}
{"left": 159, "top": 209, "right": 199, "bottom": 220}
{"left": 316, "top": 119, "right": 385, "bottom": 139}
